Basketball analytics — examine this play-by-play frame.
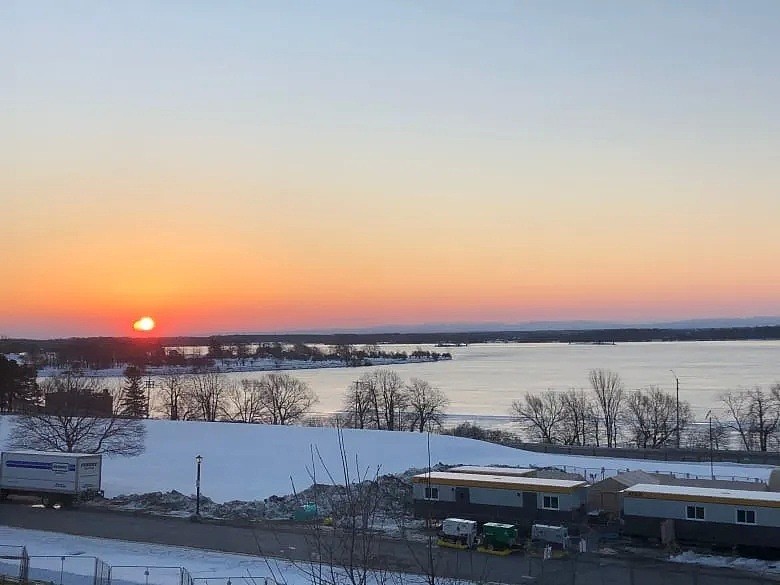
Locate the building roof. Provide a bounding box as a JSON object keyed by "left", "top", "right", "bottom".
{"left": 622, "top": 483, "right": 780, "bottom": 508}
{"left": 589, "top": 470, "right": 661, "bottom": 490}
{"left": 448, "top": 466, "right": 535, "bottom": 477}
{"left": 2, "top": 450, "right": 100, "bottom": 458}
{"left": 412, "top": 471, "right": 588, "bottom": 493}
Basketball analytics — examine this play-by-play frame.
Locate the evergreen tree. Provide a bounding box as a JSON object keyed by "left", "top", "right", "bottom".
{"left": 121, "top": 365, "right": 147, "bottom": 418}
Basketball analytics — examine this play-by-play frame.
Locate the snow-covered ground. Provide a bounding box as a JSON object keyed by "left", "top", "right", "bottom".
{"left": 671, "top": 550, "right": 780, "bottom": 578}
{"left": 0, "top": 526, "right": 349, "bottom": 585}
{"left": 0, "top": 419, "right": 772, "bottom": 503}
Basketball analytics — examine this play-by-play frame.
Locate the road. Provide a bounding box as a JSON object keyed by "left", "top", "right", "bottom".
{"left": 0, "top": 504, "right": 775, "bottom": 585}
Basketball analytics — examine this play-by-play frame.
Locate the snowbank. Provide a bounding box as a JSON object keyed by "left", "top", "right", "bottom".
{"left": 671, "top": 550, "right": 780, "bottom": 577}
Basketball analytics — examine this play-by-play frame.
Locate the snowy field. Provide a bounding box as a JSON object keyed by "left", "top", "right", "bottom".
{"left": 0, "top": 419, "right": 772, "bottom": 503}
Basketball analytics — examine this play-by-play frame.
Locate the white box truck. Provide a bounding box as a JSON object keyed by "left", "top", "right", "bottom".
{"left": 0, "top": 451, "right": 103, "bottom": 508}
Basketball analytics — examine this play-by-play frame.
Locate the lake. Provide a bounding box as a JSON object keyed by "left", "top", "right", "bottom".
{"left": 205, "top": 340, "right": 780, "bottom": 423}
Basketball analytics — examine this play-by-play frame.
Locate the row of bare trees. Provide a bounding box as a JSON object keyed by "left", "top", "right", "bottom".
{"left": 154, "top": 371, "right": 318, "bottom": 425}
{"left": 3, "top": 370, "right": 319, "bottom": 456}
{"left": 512, "top": 369, "right": 780, "bottom": 451}
{"left": 721, "top": 385, "right": 780, "bottom": 451}
{"left": 512, "top": 368, "right": 695, "bottom": 449}
{"left": 340, "top": 369, "right": 449, "bottom": 432}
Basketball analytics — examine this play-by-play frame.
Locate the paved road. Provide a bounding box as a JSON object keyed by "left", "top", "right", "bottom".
{"left": 0, "top": 504, "right": 775, "bottom": 585}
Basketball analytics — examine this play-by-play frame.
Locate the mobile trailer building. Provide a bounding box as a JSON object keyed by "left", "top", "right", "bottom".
{"left": 621, "top": 483, "right": 780, "bottom": 549}
{"left": 412, "top": 471, "right": 588, "bottom": 528}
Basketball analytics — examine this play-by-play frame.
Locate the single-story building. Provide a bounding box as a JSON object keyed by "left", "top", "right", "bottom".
{"left": 621, "top": 483, "right": 780, "bottom": 549}
{"left": 412, "top": 471, "right": 588, "bottom": 529}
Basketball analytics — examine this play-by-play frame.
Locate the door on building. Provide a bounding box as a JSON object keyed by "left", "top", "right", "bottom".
{"left": 455, "top": 487, "right": 470, "bottom": 506}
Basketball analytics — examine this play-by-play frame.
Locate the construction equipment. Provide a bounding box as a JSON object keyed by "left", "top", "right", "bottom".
{"left": 477, "top": 522, "right": 520, "bottom": 555}
{"left": 437, "top": 518, "right": 478, "bottom": 549}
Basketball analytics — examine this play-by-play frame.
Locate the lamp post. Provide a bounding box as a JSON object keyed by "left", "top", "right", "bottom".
{"left": 706, "top": 410, "right": 714, "bottom": 480}
{"left": 670, "top": 370, "right": 680, "bottom": 448}
{"left": 195, "top": 454, "right": 202, "bottom": 516}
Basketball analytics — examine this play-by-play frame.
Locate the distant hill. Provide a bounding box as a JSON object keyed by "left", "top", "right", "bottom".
{"left": 288, "top": 316, "right": 780, "bottom": 335}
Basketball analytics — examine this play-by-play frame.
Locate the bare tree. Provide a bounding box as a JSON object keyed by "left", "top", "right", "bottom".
{"left": 157, "top": 372, "right": 187, "bottom": 420}
{"left": 559, "top": 389, "right": 597, "bottom": 446}
{"left": 6, "top": 372, "right": 145, "bottom": 456}
{"left": 371, "top": 369, "right": 407, "bottom": 431}
{"left": 589, "top": 369, "right": 625, "bottom": 448}
{"left": 188, "top": 371, "right": 227, "bottom": 421}
{"left": 224, "top": 378, "right": 264, "bottom": 423}
{"left": 341, "top": 377, "right": 374, "bottom": 429}
{"left": 258, "top": 373, "right": 318, "bottom": 425}
{"left": 722, "top": 387, "right": 780, "bottom": 452}
{"left": 511, "top": 390, "right": 565, "bottom": 443}
{"left": 406, "top": 378, "right": 449, "bottom": 432}
{"left": 624, "top": 386, "right": 692, "bottom": 448}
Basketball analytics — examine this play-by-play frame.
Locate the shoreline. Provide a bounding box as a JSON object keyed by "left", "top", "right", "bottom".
{"left": 37, "top": 355, "right": 451, "bottom": 378}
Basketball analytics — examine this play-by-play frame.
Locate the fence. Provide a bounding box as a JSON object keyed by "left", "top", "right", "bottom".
{"left": 503, "top": 439, "right": 780, "bottom": 466}
{"left": 546, "top": 464, "right": 765, "bottom": 484}
{"left": 0, "top": 546, "right": 29, "bottom": 584}
{"left": 0, "top": 549, "right": 275, "bottom": 585}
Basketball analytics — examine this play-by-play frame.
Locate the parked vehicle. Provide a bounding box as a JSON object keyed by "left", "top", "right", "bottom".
{"left": 0, "top": 451, "right": 103, "bottom": 508}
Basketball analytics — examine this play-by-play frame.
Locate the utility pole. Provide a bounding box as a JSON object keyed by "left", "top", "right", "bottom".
{"left": 670, "top": 370, "right": 680, "bottom": 448}
{"left": 706, "top": 410, "right": 714, "bottom": 479}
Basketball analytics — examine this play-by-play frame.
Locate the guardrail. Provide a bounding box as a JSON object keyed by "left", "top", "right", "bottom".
{"left": 503, "top": 439, "right": 780, "bottom": 466}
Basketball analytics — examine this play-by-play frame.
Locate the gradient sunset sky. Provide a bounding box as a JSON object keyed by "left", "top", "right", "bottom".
{"left": 3, "top": 1, "right": 779, "bottom": 338}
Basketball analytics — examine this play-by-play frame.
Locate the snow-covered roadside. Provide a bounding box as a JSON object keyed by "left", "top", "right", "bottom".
{"left": 671, "top": 550, "right": 780, "bottom": 578}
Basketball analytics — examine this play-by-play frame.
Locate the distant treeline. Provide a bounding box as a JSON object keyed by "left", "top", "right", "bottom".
{"left": 1, "top": 325, "right": 779, "bottom": 366}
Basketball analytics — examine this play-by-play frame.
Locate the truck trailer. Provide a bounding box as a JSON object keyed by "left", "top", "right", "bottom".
{"left": 0, "top": 451, "right": 103, "bottom": 507}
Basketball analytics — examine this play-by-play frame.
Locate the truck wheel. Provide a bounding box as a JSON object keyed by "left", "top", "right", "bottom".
{"left": 42, "top": 496, "right": 56, "bottom": 509}
{"left": 60, "top": 496, "right": 74, "bottom": 509}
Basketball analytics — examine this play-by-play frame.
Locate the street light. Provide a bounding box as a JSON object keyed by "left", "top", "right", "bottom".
{"left": 670, "top": 370, "right": 680, "bottom": 448}
{"left": 195, "top": 454, "right": 202, "bottom": 516}
{"left": 706, "top": 410, "right": 714, "bottom": 480}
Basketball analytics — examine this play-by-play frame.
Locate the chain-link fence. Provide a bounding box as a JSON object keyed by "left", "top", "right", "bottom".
{"left": 108, "top": 566, "right": 192, "bottom": 585}
{"left": 0, "top": 546, "right": 29, "bottom": 584}
{"left": 26, "top": 555, "right": 109, "bottom": 585}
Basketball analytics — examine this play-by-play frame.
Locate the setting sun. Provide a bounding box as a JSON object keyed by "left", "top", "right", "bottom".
{"left": 132, "top": 316, "right": 156, "bottom": 332}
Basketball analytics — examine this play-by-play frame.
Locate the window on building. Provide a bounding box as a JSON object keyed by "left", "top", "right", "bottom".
{"left": 542, "top": 495, "right": 559, "bottom": 510}
{"left": 736, "top": 509, "right": 756, "bottom": 524}
{"left": 424, "top": 487, "right": 439, "bottom": 500}
{"left": 686, "top": 505, "right": 705, "bottom": 520}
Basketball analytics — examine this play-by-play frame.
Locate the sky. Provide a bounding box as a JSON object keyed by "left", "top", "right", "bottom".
{"left": 2, "top": 1, "right": 779, "bottom": 338}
